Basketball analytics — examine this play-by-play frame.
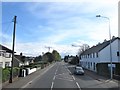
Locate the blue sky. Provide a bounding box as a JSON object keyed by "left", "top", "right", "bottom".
{"left": 1, "top": 0, "right": 119, "bottom": 57}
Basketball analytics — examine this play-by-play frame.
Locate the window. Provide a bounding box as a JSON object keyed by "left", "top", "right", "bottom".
{"left": 88, "top": 54, "right": 89, "bottom": 58}
{"left": 93, "top": 53, "right": 94, "bottom": 58}
{"left": 96, "top": 53, "right": 98, "bottom": 57}
{"left": 5, "top": 53, "right": 11, "bottom": 58}
{"left": 90, "top": 54, "right": 92, "bottom": 58}
{"left": 0, "top": 51, "right": 3, "bottom": 56}
{"left": 93, "top": 62, "right": 95, "bottom": 70}
{"left": 91, "top": 62, "right": 92, "bottom": 66}
{"left": 5, "top": 62, "right": 10, "bottom": 67}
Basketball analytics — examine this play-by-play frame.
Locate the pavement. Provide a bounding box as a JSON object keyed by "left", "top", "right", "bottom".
{"left": 2, "top": 63, "right": 56, "bottom": 89}
{"left": 84, "top": 68, "right": 119, "bottom": 83}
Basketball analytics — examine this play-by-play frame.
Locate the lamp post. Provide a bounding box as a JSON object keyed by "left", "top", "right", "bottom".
{"left": 96, "top": 15, "right": 113, "bottom": 80}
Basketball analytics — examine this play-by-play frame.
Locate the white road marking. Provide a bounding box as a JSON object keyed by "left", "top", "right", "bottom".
{"left": 55, "top": 73, "right": 65, "bottom": 76}
{"left": 51, "top": 82, "right": 54, "bottom": 90}
{"left": 54, "top": 64, "right": 59, "bottom": 80}
{"left": 72, "top": 75, "right": 75, "bottom": 80}
{"left": 76, "top": 82, "right": 81, "bottom": 90}
{"left": 53, "top": 76, "right": 56, "bottom": 80}
{"left": 67, "top": 69, "right": 72, "bottom": 74}
{"left": 56, "top": 77, "right": 74, "bottom": 81}
{"left": 55, "top": 72, "right": 57, "bottom": 75}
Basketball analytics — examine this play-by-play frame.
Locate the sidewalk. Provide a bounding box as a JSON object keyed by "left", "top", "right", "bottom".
{"left": 84, "top": 68, "right": 119, "bottom": 83}
{"left": 2, "top": 63, "right": 55, "bottom": 89}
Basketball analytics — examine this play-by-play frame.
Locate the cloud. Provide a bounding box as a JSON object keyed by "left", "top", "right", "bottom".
{"left": 2, "top": 0, "right": 119, "bottom": 57}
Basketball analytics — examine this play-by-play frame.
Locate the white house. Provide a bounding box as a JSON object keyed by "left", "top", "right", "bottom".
{"left": 80, "top": 37, "right": 120, "bottom": 73}
{"left": 0, "top": 44, "right": 13, "bottom": 68}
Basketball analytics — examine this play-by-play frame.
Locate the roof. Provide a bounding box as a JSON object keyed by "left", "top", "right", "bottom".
{"left": 0, "top": 44, "right": 13, "bottom": 53}
{"left": 81, "top": 37, "right": 120, "bottom": 55}
{"left": 14, "top": 55, "right": 31, "bottom": 63}
{"left": 14, "top": 55, "right": 23, "bottom": 63}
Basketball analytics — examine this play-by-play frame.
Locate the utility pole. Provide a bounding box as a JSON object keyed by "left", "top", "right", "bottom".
{"left": 9, "top": 16, "right": 17, "bottom": 83}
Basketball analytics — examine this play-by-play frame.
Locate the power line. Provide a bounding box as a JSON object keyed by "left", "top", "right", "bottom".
{"left": 2, "top": 22, "right": 12, "bottom": 33}
{"left": 1, "top": 21, "right": 12, "bottom": 24}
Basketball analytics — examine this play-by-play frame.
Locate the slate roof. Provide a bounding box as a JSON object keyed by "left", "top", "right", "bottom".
{"left": 0, "top": 44, "right": 13, "bottom": 53}
{"left": 14, "top": 55, "right": 23, "bottom": 63}
{"left": 14, "top": 55, "right": 31, "bottom": 63}
{"left": 80, "top": 37, "right": 120, "bottom": 55}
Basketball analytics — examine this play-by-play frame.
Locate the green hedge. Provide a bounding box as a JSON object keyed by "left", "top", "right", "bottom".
{"left": 2, "top": 68, "right": 10, "bottom": 82}
{"left": 2, "top": 67, "right": 20, "bottom": 82}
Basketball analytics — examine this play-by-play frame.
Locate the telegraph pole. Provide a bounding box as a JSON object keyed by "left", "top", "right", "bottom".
{"left": 9, "top": 16, "right": 17, "bottom": 83}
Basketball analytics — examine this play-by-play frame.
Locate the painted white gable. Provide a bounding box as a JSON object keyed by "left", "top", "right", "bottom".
{"left": 99, "top": 39, "right": 119, "bottom": 63}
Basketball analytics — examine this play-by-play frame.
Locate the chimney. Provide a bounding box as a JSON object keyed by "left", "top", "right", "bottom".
{"left": 112, "top": 36, "right": 115, "bottom": 39}
{"left": 20, "top": 52, "right": 22, "bottom": 56}
{"left": 104, "top": 39, "right": 107, "bottom": 42}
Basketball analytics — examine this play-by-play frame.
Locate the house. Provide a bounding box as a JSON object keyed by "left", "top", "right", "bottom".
{"left": 28, "top": 57, "right": 35, "bottom": 64}
{"left": 13, "top": 54, "right": 24, "bottom": 67}
{"left": 0, "top": 44, "right": 13, "bottom": 68}
{"left": 80, "top": 37, "right": 120, "bottom": 77}
{"left": 13, "top": 53, "right": 31, "bottom": 67}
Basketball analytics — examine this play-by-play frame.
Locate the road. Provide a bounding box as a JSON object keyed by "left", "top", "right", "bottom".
{"left": 21, "top": 61, "right": 119, "bottom": 89}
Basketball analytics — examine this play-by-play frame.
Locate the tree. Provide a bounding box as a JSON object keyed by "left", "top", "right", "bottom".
{"left": 34, "top": 55, "right": 42, "bottom": 62}
{"left": 64, "top": 55, "right": 70, "bottom": 62}
{"left": 42, "top": 52, "right": 54, "bottom": 63}
{"left": 69, "top": 55, "right": 79, "bottom": 65}
{"left": 52, "top": 50, "right": 61, "bottom": 61}
{"left": 78, "top": 44, "right": 90, "bottom": 55}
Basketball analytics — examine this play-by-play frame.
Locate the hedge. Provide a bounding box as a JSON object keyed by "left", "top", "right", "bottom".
{"left": 2, "top": 67, "right": 20, "bottom": 82}
{"left": 2, "top": 68, "right": 10, "bottom": 82}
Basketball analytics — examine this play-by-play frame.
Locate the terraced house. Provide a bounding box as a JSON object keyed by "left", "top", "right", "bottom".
{"left": 80, "top": 37, "right": 120, "bottom": 77}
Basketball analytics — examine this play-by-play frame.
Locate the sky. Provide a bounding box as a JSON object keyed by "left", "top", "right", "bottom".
{"left": 1, "top": 0, "right": 119, "bottom": 57}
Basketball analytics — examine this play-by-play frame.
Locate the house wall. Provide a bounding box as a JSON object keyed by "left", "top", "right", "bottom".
{"left": 80, "top": 55, "right": 100, "bottom": 72}
{"left": 99, "top": 39, "right": 119, "bottom": 63}
{"left": 80, "top": 38, "right": 120, "bottom": 72}
{"left": 118, "top": 39, "right": 120, "bottom": 62}
{"left": 24, "top": 61, "right": 29, "bottom": 65}
{"left": 0, "top": 56, "right": 12, "bottom": 68}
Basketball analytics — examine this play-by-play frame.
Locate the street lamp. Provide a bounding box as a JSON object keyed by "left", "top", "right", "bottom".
{"left": 96, "top": 15, "right": 113, "bottom": 80}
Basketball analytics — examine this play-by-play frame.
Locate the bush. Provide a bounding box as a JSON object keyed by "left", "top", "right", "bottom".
{"left": 41, "top": 64, "right": 44, "bottom": 69}
{"left": 13, "top": 67, "right": 20, "bottom": 78}
{"left": 2, "top": 68, "right": 10, "bottom": 82}
{"left": 2, "top": 67, "right": 20, "bottom": 82}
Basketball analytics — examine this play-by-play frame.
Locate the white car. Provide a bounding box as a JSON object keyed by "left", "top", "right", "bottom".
{"left": 74, "top": 66, "right": 84, "bottom": 75}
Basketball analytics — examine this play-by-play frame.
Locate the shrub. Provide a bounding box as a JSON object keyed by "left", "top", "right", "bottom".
{"left": 2, "top": 68, "right": 10, "bottom": 82}
{"left": 13, "top": 67, "right": 20, "bottom": 78}
{"left": 2, "top": 67, "right": 20, "bottom": 82}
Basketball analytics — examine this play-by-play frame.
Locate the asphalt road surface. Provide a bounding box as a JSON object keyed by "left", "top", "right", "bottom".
{"left": 21, "top": 61, "right": 119, "bottom": 90}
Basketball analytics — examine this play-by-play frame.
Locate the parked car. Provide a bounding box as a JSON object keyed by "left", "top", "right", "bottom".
{"left": 74, "top": 66, "right": 84, "bottom": 75}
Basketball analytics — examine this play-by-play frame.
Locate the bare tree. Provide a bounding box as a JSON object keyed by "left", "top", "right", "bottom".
{"left": 78, "top": 44, "right": 90, "bottom": 55}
